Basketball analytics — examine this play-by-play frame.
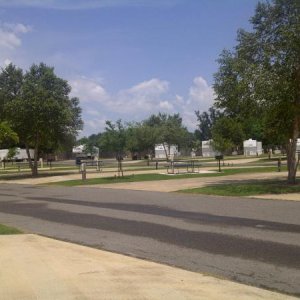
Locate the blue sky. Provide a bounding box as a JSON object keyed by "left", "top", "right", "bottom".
{"left": 0, "top": 0, "right": 258, "bottom": 136}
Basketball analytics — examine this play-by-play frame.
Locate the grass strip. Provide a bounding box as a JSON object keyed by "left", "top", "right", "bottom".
{"left": 0, "top": 171, "right": 76, "bottom": 180}
{"left": 50, "top": 173, "right": 215, "bottom": 186}
{"left": 178, "top": 179, "right": 300, "bottom": 196}
{"left": 51, "top": 166, "right": 281, "bottom": 187}
{"left": 0, "top": 224, "right": 22, "bottom": 235}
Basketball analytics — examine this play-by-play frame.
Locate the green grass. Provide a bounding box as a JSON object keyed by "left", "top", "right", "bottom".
{"left": 0, "top": 224, "right": 22, "bottom": 235}
{"left": 257, "top": 156, "right": 287, "bottom": 162}
{"left": 51, "top": 166, "right": 282, "bottom": 186}
{"left": 0, "top": 171, "right": 76, "bottom": 180}
{"left": 221, "top": 166, "right": 286, "bottom": 174}
{"left": 51, "top": 173, "right": 215, "bottom": 186}
{"left": 178, "top": 179, "right": 300, "bottom": 196}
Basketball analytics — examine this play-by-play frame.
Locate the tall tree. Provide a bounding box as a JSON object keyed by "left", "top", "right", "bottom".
{"left": 145, "top": 113, "right": 189, "bottom": 159}
{"left": 0, "top": 121, "right": 18, "bottom": 146}
{"left": 126, "top": 122, "right": 158, "bottom": 159}
{"left": 100, "top": 120, "right": 127, "bottom": 158}
{"left": 211, "top": 117, "right": 245, "bottom": 154}
{"left": 99, "top": 120, "right": 127, "bottom": 175}
{"left": 214, "top": 0, "right": 300, "bottom": 183}
{"left": 0, "top": 64, "right": 23, "bottom": 121}
{"left": 214, "top": 49, "right": 265, "bottom": 141}
{"left": 4, "top": 63, "right": 82, "bottom": 176}
{"left": 195, "top": 107, "right": 222, "bottom": 141}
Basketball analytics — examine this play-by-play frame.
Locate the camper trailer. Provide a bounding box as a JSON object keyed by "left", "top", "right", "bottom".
{"left": 72, "top": 144, "right": 99, "bottom": 165}
{"left": 243, "top": 139, "right": 263, "bottom": 156}
{"left": 155, "top": 144, "right": 178, "bottom": 159}
{"left": 202, "top": 140, "right": 216, "bottom": 157}
{"left": 0, "top": 148, "right": 34, "bottom": 161}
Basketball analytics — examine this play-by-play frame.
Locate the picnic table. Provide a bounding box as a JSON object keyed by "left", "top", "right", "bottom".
{"left": 79, "top": 160, "right": 103, "bottom": 172}
{"left": 166, "top": 160, "right": 201, "bottom": 174}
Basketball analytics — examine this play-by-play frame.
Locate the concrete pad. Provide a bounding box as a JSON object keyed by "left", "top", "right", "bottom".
{"left": 0, "top": 234, "right": 296, "bottom": 300}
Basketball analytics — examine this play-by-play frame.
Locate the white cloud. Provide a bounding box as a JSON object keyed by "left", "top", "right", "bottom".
{"left": 71, "top": 77, "right": 173, "bottom": 136}
{"left": 70, "top": 75, "right": 214, "bottom": 136}
{"left": 188, "top": 76, "right": 214, "bottom": 109}
{"left": 115, "top": 78, "right": 170, "bottom": 113}
{"left": 69, "top": 78, "right": 109, "bottom": 135}
{"left": 127, "top": 78, "right": 169, "bottom": 96}
{"left": 159, "top": 100, "right": 173, "bottom": 110}
{"left": 85, "top": 119, "right": 107, "bottom": 130}
{"left": 4, "top": 22, "right": 31, "bottom": 33}
{"left": 70, "top": 77, "right": 170, "bottom": 112}
{"left": 181, "top": 114, "right": 196, "bottom": 130}
{"left": 178, "top": 76, "right": 214, "bottom": 131}
{"left": 175, "top": 94, "right": 184, "bottom": 105}
{"left": 70, "top": 77, "right": 108, "bottom": 103}
{"left": 86, "top": 109, "right": 102, "bottom": 117}
{"left": 0, "top": 29, "right": 21, "bottom": 49}
{"left": 0, "top": 22, "right": 32, "bottom": 69}
{"left": 3, "top": 58, "right": 11, "bottom": 66}
{"left": 0, "top": 22, "right": 31, "bottom": 50}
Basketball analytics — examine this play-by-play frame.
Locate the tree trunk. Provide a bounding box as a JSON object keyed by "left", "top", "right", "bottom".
{"left": 32, "top": 142, "right": 39, "bottom": 177}
{"left": 27, "top": 134, "right": 39, "bottom": 177}
{"left": 162, "top": 143, "right": 169, "bottom": 161}
{"left": 286, "top": 118, "right": 299, "bottom": 184}
{"left": 25, "top": 144, "right": 34, "bottom": 173}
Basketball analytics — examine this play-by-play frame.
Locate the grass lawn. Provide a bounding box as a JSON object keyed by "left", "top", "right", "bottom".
{"left": 51, "top": 173, "right": 217, "bottom": 186}
{"left": 256, "top": 157, "right": 287, "bottom": 163}
{"left": 51, "top": 166, "right": 282, "bottom": 187}
{"left": 0, "top": 224, "right": 22, "bottom": 235}
{"left": 0, "top": 171, "right": 76, "bottom": 180}
{"left": 178, "top": 179, "right": 300, "bottom": 196}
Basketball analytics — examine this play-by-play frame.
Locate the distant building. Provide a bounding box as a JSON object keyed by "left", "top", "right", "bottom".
{"left": 72, "top": 145, "right": 99, "bottom": 159}
{"left": 243, "top": 139, "right": 263, "bottom": 156}
{"left": 155, "top": 144, "right": 179, "bottom": 159}
{"left": 202, "top": 140, "right": 216, "bottom": 157}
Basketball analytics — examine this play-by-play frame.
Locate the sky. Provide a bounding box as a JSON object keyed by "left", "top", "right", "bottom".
{"left": 0, "top": 0, "right": 259, "bottom": 137}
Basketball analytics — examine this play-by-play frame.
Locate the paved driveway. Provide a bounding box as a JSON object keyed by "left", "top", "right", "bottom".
{"left": 0, "top": 183, "right": 299, "bottom": 296}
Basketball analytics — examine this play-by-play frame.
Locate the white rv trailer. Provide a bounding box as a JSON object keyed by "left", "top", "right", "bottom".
{"left": 0, "top": 148, "right": 34, "bottom": 161}
{"left": 155, "top": 144, "right": 178, "bottom": 159}
{"left": 201, "top": 140, "right": 216, "bottom": 158}
{"left": 72, "top": 144, "right": 99, "bottom": 158}
{"left": 243, "top": 139, "right": 263, "bottom": 156}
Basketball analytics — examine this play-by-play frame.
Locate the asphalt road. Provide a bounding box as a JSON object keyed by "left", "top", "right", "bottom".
{"left": 0, "top": 183, "right": 299, "bottom": 296}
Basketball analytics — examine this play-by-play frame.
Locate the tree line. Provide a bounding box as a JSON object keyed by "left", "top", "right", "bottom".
{"left": 78, "top": 113, "right": 196, "bottom": 160}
